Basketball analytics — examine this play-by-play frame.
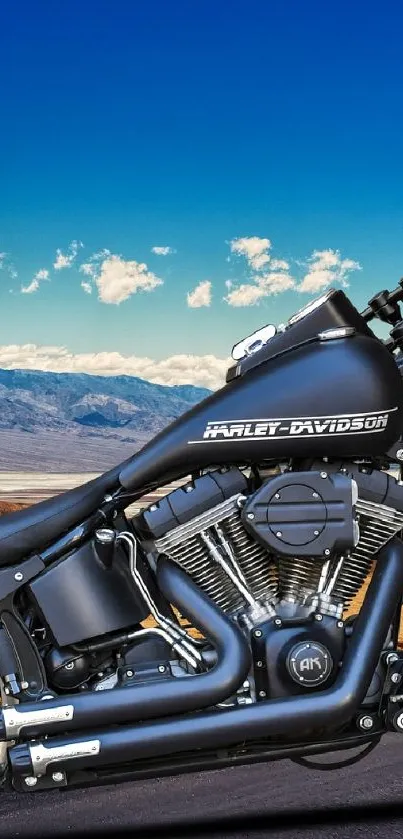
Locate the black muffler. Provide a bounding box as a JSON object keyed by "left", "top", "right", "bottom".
{"left": 9, "top": 538, "right": 403, "bottom": 781}
{"left": 0, "top": 558, "right": 251, "bottom": 740}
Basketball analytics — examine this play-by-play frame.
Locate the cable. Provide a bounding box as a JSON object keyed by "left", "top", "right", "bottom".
{"left": 290, "top": 737, "right": 381, "bottom": 771}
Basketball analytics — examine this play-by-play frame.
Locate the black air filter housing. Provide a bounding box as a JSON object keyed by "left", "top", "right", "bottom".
{"left": 241, "top": 470, "right": 357, "bottom": 558}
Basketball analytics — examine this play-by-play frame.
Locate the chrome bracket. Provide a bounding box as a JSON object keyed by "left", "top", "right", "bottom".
{"left": 29, "top": 739, "right": 100, "bottom": 777}
{"left": 2, "top": 705, "right": 74, "bottom": 739}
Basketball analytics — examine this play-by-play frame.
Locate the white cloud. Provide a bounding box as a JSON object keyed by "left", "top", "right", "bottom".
{"left": 230, "top": 236, "right": 272, "bottom": 271}
{"left": 21, "top": 280, "right": 40, "bottom": 295}
{"left": 299, "top": 269, "right": 334, "bottom": 294}
{"left": 151, "top": 246, "right": 176, "bottom": 256}
{"left": 225, "top": 283, "right": 267, "bottom": 307}
{"left": 21, "top": 268, "right": 50, "bottom": 295}
{"left": 225, "top": 271, "right": 296, "bottom": 306}
{"left": 259, "top": 272, "right": 296, "bottom": 294}
{"left": 79, "top": 251, "right": 163, "bottom": 304}
{"left": 79, "top": 249, "right": 111, "bottom": 286}
{"left": 270, "top": 258, "right": 290, "bottom": 271}
{"left": 226, "top": 237, "right": 361, "bottom": 305}
{"left": 54, "top": 240, "right": 83, "bottom": 270}
{"left": 299, "top": 249, "right": 362, "bottom": 293}
{"left": 95, "top": 254, "right": 163, "bottom": 304}
{"left": 0, "top": 252, "right": 18, "bottom": 281}
{"left": 249, "top": 253, "right": 271, "bottom": 270}
{"left": 0, "top": 344, "right": 229, "bottom": 390}
{"left": 80, "top": 263, "right": 95, "bottom": 277}
{"left": 187, "top": 280, "right": 212, "bottom": 308}
{"left": 226, "top": 235, "right": 296, "bottom": 305}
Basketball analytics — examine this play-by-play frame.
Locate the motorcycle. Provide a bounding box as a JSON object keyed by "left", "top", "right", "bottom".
{"left": 3, "top": 281, "right": 403, "bottom": 793}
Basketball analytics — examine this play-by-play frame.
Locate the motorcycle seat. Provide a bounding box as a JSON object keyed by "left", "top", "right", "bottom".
{"left": 0, "top": 462, "right": 128, "bottom": 567}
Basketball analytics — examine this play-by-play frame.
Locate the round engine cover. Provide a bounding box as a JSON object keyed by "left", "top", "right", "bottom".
{"left": 286, "top": 641, "right": 332, "bottom": 687}
{"left": 268, "top": 483, "right": 326, "bottom": 546}
{"left": 241, "top": 470, "right": 357, "bottom": 558}
{"left": 45, "top": 647, "right": 91, "bottom": 690}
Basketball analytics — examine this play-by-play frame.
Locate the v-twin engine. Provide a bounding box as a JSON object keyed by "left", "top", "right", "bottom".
{"left": 136, "top": 466, "right": 403, "bottom": 629}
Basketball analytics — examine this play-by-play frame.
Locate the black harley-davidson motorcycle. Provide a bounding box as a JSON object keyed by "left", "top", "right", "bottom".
{"left": 3, "top": 282, "right": 403, "bottom": 793}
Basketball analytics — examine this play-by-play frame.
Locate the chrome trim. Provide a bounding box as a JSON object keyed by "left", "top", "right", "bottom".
{"left": 199, "top": 530, "right": 257, "bottom": 609}
{"left": 3, "top": 705, "right": 74, "bottom": 739}
{"left": 318, "top": 327, "right": 356, "bottom": 341}
{"left": 231, "top": 324, "right": 277, "bottom": 361}
{"left": 287, "top": 289, "right": 335, "bottom": 326}
{"left": 155, "top": 495, "right": 242, "bottom": 552}
{"left": 29, "top": 739, "right": 100, "bottom": 777}
{"left": 117, "top": 531, "right": 202, "bottom": 669}
{"left": 95, "top": 528, "right": 115, "bottom": 543}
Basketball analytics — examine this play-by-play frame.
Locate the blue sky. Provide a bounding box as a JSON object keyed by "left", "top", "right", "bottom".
{"left": 1, "top": 0, "right": 403, "bottom": 388}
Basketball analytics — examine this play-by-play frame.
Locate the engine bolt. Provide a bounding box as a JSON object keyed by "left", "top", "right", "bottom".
{"left": 395, "top": 712, "right": 403, "bottom": 730}
{"left": 391, "top": 673, "right": 401, "bottom": 684}
{"left": 126, "top": 670, "right": 134, "bottom": 677}
{"left": 274, "top": 618, "right": 282, "bottom": 627}
{"left": 259, "top": 690, "right": 266, "bottom": 698}
{"left": 24, "top": 777, "right": 37, "bottom": 787}
{"left": 320, "top": 472, "right": 328, "bottom": 479}
{"left": 337, "top": 621, "right": 344, "bottom": 628}
{"left": 386, "top": 653, "right": 399, "bottom": 665}
{"left": 315, "top": 614, "right": 323, "bottom": 622}
{"left": 247, "top": 513, "right": 255, "bottom": 520}
{"left": 396, "top": 449, "right": 403, "bottom": 462}
{"left": 158, "top": 665, "right": 166, "bottom": 673}
{"left": 313, "top": 530, "right": 319, "bottom": 536}
{"left": 14, "top": 571, "right": 23, "bottom": 582}
{"left": 256, "top": 660, "right": 263, "bottom": 668}
{"left": 52, "top": 772, "right": 64, "bottom": 783}
{"left": 358, "top": 715, "right": 374, "bottom": 731}
{"left": 312, "top": 492, "right": 319, "bottom": 498}
{"left": 276, "top": 531, "right": 282, "bottom": 538}
{"left": 254, "top": 629, "right": 262, "bottom": 638}
{"left": 274, "top": 493, "right": 281, "bottom": 500}
{"left": 324, "top": 549, "right": 331, "bottom": 557}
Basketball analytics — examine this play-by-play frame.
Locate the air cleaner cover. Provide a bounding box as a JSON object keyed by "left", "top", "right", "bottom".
{"left": 241, "top": 470, "right": 358, "bottom": 558}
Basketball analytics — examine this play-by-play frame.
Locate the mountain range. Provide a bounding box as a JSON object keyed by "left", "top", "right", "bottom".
{"left": 0, "top": 369, "right": 211, "bottom": 472}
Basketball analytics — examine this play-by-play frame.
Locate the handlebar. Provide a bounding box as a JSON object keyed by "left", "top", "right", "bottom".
{"left": 360, "top": 278, "right": 403, "bottom": 356}
{"left": 361, "top": 278, "right": 403, "bottom": 323}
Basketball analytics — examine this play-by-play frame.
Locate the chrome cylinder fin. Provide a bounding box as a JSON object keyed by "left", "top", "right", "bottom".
{"left": 277, "top": 556, "right": 323, "bottom": 603}
{"left": 220, "top": 511, "right": 278, "bottom": 602}
{"left": 331, "top": 498, "right": 403, "bottom": 608}
{"left": 163, "top": 535, "right": 244, "bottom": 613}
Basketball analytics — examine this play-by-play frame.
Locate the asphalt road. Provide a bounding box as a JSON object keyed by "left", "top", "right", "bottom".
{"left": 1, "top": 734, "right": 403, "bottom": 838}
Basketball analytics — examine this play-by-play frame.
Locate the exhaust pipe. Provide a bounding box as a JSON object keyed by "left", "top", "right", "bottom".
{"left": 0, "top": 558, "right": 251, "bottom": 740}
{"left": 9, "top": 538, "right": 403, "bottom": 780}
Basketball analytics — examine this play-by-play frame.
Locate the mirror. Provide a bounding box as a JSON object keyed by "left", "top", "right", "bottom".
{"left": 231, "top": 323, "right": 277, "bottom": 361}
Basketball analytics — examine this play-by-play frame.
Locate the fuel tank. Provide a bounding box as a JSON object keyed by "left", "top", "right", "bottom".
{"left": 119, "top": 332, "right": 403, "bottom": 493}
